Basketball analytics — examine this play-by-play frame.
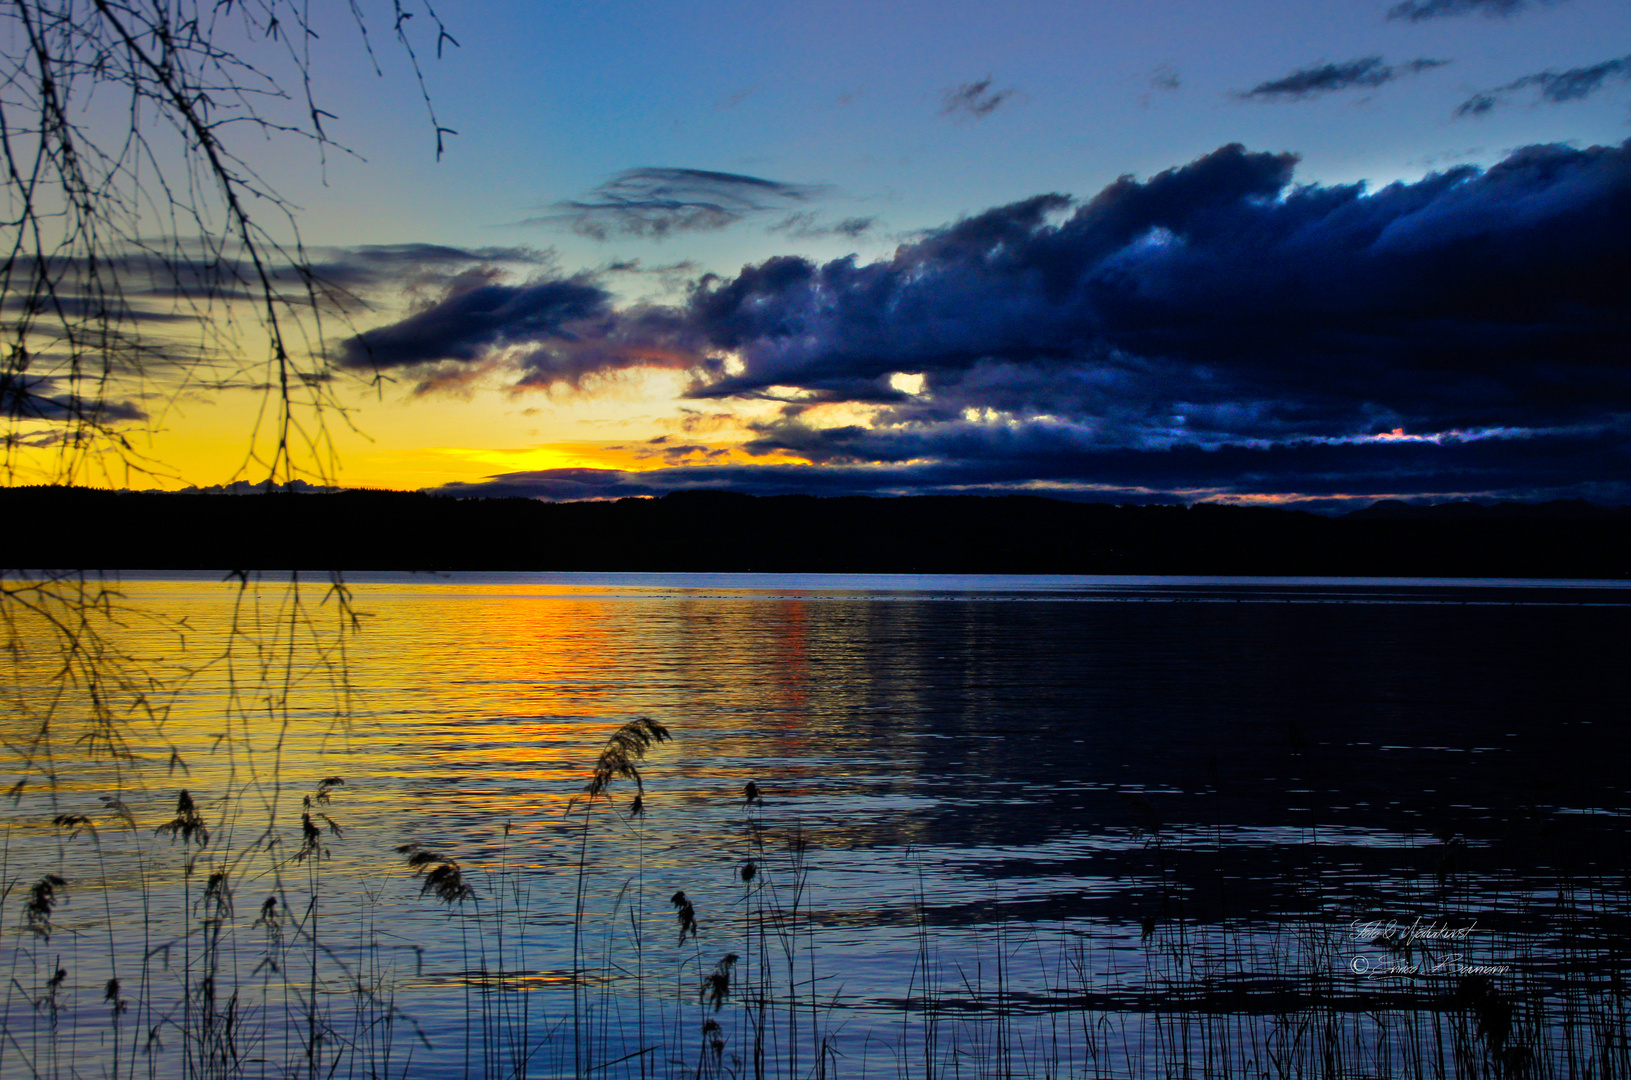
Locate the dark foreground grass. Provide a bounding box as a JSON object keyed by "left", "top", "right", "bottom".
{"left": 3, "top": 717, "right": 1628, "bottom": 1080}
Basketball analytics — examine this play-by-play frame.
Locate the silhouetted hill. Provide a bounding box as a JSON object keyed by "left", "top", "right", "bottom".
{"left": 3, "top": 486, "right": 1628, "bottom": 577}
{"left": 1343, "top": 498, "right": 1625, "bottom": 522}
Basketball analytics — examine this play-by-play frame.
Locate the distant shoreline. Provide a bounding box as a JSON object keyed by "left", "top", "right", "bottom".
{"left": 5, "top": 486, "right": 1629, "bottom": 578}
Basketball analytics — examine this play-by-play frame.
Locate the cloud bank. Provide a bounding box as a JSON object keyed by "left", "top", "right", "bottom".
{"left": 430, "top": 422, "right": 1631, "bottom": 505}
{"left": 350, "top": 139, "right": 1631, "bottom": 503}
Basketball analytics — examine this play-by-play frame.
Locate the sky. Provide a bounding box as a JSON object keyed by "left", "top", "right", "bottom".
{"left": 11, "top": 0, "right": 1631, "bottom": 507}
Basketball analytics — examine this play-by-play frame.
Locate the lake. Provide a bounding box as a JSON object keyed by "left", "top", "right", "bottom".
{"left": 3, "top": 572, "right": 1628, "bottom": 1079}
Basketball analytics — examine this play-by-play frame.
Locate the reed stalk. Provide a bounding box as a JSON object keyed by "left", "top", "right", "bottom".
{"left": 4, "top": 713, "right": 1629, "bottom": 1080}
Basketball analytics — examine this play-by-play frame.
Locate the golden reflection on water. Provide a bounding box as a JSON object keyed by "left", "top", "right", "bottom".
{"left": 6, "top": 573, "right": 1629, "bottom": 1080}
{"left": 2, "top": 577, "right": 944, "bottom": 873}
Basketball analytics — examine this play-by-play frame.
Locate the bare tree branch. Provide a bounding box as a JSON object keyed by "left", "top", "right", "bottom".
{"left": 1, "top": 0, "right": 455, "bottom": 487}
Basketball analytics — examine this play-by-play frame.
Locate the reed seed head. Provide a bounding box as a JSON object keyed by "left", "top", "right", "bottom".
{"left": 703, "top": 1018, "right": 724, "bottom": 1058}
{"left": 254, "top": 896, "right": 278, "bottom": 928}
{"left": 702, "top": 953, "right": 738, "bottom": 1011}
{"left": 99, "top": 797, "right": 136, "bottom": 831}
{"left": 587, "top": 716, "right": 672, "bottom": 797}
{"left": 53, "top": 813, "right": 97, "bottom": 842}
{"left": 155, "top": 789, "right": 209, "bottom": 847}
{"left": 296, "top": 813, "right": 322, "bottom": 861}
{"left": 1455, "top": 975, "right": 1515, "bottom": 1050}
{"left": 399, "top": 843, "right": 474, "bottom": 904}
{"left": 671, "top": 890, "right": 698, "bottom": 943}
{"left": 203, "top": 870, "right": 231, "bottom": 913}
{"left": 24, "top": 875, "right": 66, "bottom": 940}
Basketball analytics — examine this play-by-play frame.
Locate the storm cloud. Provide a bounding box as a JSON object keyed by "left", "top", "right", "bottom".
{"left": 666, "top": 140, "right": 1631, "bottom": 432}
{"left": 340, "top": 277, "right": 611, "bottom": 371}
{"left": 1238, "top": 57, "right": 1449, "bottom": 100}
{"left": 528, "top": 168, "right": 825, "bottom": 240}
{"left": 336, "top": 273, "right": 711, "bottom": 395}
{"left": 428, "top": 421, "right": 1631, "bottom": 506}
{"left": 362, "top": 139, "right": 1631, "bottom": 502}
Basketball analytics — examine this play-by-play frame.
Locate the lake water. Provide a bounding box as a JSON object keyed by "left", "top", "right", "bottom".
{"left": 3, "top": 572, "right": 1628, "bottom": 1080}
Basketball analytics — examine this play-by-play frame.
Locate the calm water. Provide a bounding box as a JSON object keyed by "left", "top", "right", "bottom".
{"left": 4, "top": 573, "right": 1629, "bottom": 1079}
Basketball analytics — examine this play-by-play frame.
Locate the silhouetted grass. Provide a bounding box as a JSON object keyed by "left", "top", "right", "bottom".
{"left": 3, "top": 714, "right": 1628, "bottom": 1080}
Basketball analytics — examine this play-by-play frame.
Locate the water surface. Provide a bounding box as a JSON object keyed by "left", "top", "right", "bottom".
{"left": 4, "top": 573, "right": 1627, "bottom": 1078}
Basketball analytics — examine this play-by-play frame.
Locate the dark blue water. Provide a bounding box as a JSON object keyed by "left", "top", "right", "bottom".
{"left": 5, "top": 574, "right": 1628, "bottom": 1079}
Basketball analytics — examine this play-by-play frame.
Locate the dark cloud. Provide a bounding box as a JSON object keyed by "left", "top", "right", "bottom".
{"left": 1388, "top": 0, "right": 1564, "bottom": 21}
{"left": 664, "top": 140, "right": 1631, "bottom": 434}
{"left": 1, "top": 374, "right": 148, "bottom": 424}
{"left": 0, "top": 246, "right": 555, "bottom": 337}
{"left": 650, "top": 442, "right": 729, "bottom": 464}
{"left": 304, "top": 244, "right": 553, "bottom": 300}
{"left": 599, "top": 258, "right": 701, "bottom": 277}
{"left": 336, "top": 273, "right": 710, "bottom": 396}
{"left": 0, "top": 294, "right": 196, "bottom": 326}
{"left": 526, "top": 168, "right": 825, "bottom": 240}
{"left": 427, "top": 421, "right": 1631, "bottom": 505}
{"left": 3, "top": 251, "right": 270, "bottom": 311}
{"left": 339, "top": 277, "right": 612, "bottom": 374}
{"left": 941, "top": 78, "right": 1016, "bottom": 119}
{"left": 1457, "top": 54, "right": 1631, "bottom": 116}
{"left": 5, "top": 243, "right": 558, "bottom": 429}
{"left": 368, "top": 139, "right": 1631, "bottom": 502}
{"left": 1, "top": 246, "right": 553, "bottom": 347}
{"left": 1238, "top": 57, "right": 1449, "bottom": 100}
{"left": 402, "top": 138, "right": 1631, "bottom": 424}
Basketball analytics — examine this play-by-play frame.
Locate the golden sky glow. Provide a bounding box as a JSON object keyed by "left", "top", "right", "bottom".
{"left": 8, "top": 0, "right": 1631, "bottom": 506}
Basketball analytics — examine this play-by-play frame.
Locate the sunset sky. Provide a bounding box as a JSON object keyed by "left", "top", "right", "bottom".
{"left": 14, "top": 0, "right": 1631, "bottom": 507}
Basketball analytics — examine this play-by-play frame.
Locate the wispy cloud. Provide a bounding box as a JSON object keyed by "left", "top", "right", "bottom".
{"left": 768, "top": 212, "right": 877, "bottom": 240}
{"left": 1238, "top": 57, "right": 1449, "bottom": 101}
{"left": 2, "top": 374, "right": 148, "bottom": 424}
{"left": 941, "top": 78, "right": 1016, "bottom": 120}
{"left": 714, "top": 85, "right": 761, "bottom": 109}
{"left": 1458, "top": 54, "right": 1631, "bottom": 116}
{"left": 525, "top": 167, "right": 825, "bottom": 240}
{"left": 1387, "top": 0, "right": 1566, "bottom": 22}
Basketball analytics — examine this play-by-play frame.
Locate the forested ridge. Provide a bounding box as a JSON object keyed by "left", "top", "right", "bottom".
{"left": 6, "top": 486, "right": 1629, "bottom": 577}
